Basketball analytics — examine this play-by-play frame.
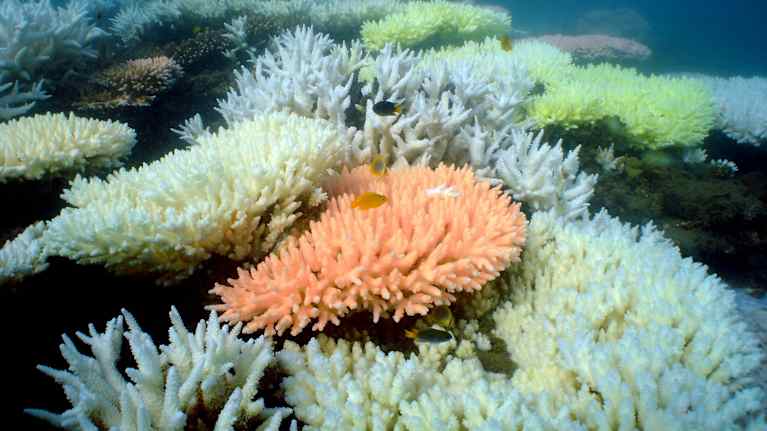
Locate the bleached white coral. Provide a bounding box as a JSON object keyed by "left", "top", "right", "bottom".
{"left": 277, "top": 209, "right": 766, "bottom": 429}
{"left": 0, "top": 112, "right": 136, "bottom": 182}
{"left": 0, "top": 221, "right": 49, "bottom": 285}
{"left": 109, "top": 0, "right": 181, "bottom": 44}
{"left": 710, "top": 158, "right": 739, "bottom": 175}
{"left": 495, "top": 129, "right": 597, "bottom": 220}
{"left": 217, "top": 26, "right": 366, "bottom": 128}
{"left": 0, "top": 80, "right": 49, "bottom": 120}
{"left": 683, "top": 147, "right": 708, "bottom": 164}
{"left": 595, "top": 143, "right": 624, "bottom": 172}
{"left": 492, "top": 209, "right": 765, "bottom": 430}
{"left": 0, "top": 0, "right": 106, "bottom": 82}
{"left": 42, "top": 112, "right": 345, "bottom": 283}
{"left": 26, "top": 307, "right": 291, "bottom": 430}
{"left": 696, "top": 75, "right": 767, "bottom": 146}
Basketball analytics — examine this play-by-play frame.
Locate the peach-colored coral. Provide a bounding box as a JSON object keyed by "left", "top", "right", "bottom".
{"left": 209, "top": 164, "right": 527, "bottom": 336}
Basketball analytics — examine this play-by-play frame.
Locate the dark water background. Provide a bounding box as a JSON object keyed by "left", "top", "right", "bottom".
{"left": 486, "top": 0, "right": 767, "bottom": 76}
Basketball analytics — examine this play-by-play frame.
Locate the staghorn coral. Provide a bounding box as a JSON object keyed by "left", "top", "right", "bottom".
{"left": 0, "top": 112, "right": 136, "bottom": 182}
{"left": 209, "top": 164, "right": 527, "bottom": 336}
{"left": 94, "top": 56, "right": 183, "bottom": 107}
{"left": 42, "top": 112, "right": 346, "bottom": 284}
{"left": 360, "top": 0, "right": 511, "bottom": 51}
{"left": 26, "top": 307, "right": 292, "bottom": 430}
{"left": 0, "top": 80, "right": 49, "bottom": 120}
{"left": 216, "top": 26, "right": 366, "bottom": 129}
{"left": 0, "top": 0, "right": 106, "bottom": 83}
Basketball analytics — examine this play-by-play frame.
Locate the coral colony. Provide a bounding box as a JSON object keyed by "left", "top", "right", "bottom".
{"left": 0, "top": 0, "right": 765, "bottom": 429}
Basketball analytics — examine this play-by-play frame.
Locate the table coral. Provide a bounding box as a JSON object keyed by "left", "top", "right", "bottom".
{"left": 210, "top": 164, "right": 527, "bottom": 336}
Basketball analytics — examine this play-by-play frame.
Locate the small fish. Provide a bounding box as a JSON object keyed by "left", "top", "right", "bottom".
{"left": 351, "top": 192, "right": 387, "bottom": 210}
{"left": 373, "top": 100, "right": 401, "bottom": 116}
{"left": 405, "top": 327, "right": 453, "bottom": 344}
{"left": 369, "top": 154, "right": 387, "bottom": 177}
{"left": 500, "top": 35, "right": 513, "bottom": 52}
{"left": 425, "top": 305, "right": 454, "bottom": 329}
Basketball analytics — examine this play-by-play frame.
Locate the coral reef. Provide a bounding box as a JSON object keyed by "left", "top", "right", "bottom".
{"left": 273, "top": 211, "right": 766, "bottom": 430}
{"left": 361, "top": 0, "right": 511, "bottom": 51}
{"left": 26, "top": 307, "right": 292, "bottom": 430}
{"left": 492, "top": 210, "right": 765, "bottom": 429}
{"left": 0, "top": 112, "right": 136, "bottom": 182}
{"left": 524, "top": 34, "right": 651, "bottom": 63}
{"left": 695, "top": 75, "right": 767, "bottom": 146}
{"left": 88, "top": 56, "right": 184, "bottom": 108}
{"left": 0, "top": 80, "right": 49, "bottom": 120}
{"left": 0, "top": 221, "right": 48, "bottom": 285}
{"left": 530, "top": 63, "right": 716, "bottom": 148}
{"left": 42, "top": 112, "right": 347, "bottom": 283}
{"left": 0, "top": 0, "right": 105, "bottom": 82}
{"left": 210, "top": 164, "right": 527, "bottom": 336}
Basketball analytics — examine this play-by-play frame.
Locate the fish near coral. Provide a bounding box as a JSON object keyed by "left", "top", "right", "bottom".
{"left": 372, "top": 100, "right": 401, "bottom": 116}
{"left": 369, "top": 154, "right": 387, "bottom": 177}
{"left": 351, "top": 192, "right": 387, "bottom": 210}
{"left": 424, "top": 305, "right": 454, "bottom": 329}
{"left": 500, "top": 34, "right": 514, "bottom": 52}
{"left": 209, "top": 164, "right": 527, "bottom": 336}
{"left": 405, "top": 327, "right": 453, "bottom": 344}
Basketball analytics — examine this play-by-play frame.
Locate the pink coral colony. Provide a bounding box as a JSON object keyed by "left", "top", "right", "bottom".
{"left": 209, "top": 164, "right": 527, "bottom": 336}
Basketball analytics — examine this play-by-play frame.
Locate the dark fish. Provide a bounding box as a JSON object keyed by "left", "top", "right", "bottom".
{"left": 500, "top": 35, "right": 513, "bottom": 52}
{"left": 405, "top": 327, "right": 453, "bottom": 344}
{"left": 373, "top": 100, "right": 401, "bottom": 116}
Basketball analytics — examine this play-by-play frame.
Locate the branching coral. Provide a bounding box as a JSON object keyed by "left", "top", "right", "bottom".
{"left": 26, "top": 307, "right": 292, "bottom": 430}
{"left": 0, "top": 0, "right": 106, "bottom": 82}
{"left": 360, "top": 0, "right": 511, "bottom": 51}
{"left": 0, "top": 222, "right": 49, "bottom": 285}
{"left": 90, "top": 56, "right": 184, "bottom": 107}
{"left": 0, "top": 112, "right": 136, "bottom": 182}
{"left": 0, "top": 80, "right": 49, "bottom": 120}
{"left": 273, "top": 211, "right": 767, "bottom": 430}
{"left": 209, "top": 164, "right": 527, "bottom": 336}
{"left": 216, "top": 26, "right": 366, "bottom": 128}
{"left": 42, "top": 112, "right": 346, "bottom": 283}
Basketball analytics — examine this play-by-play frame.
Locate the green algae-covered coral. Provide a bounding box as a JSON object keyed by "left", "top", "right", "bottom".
{"left": 361, "top": 0, "right": 510, "bottom": 51}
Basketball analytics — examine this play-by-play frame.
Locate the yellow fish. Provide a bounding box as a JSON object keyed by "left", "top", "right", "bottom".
{"left": 351, "top": 192, "right": 387, "bottom": 210}
{"left": 500, "top": 34, "right": 513, "bottom": 52}
{"left": 425, "top": 305, "right": 454, "bottom": 329}
{"left": 369, "top": 154, "right": 387, "bottom": 177}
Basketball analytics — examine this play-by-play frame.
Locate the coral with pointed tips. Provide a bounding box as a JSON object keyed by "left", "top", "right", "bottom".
{"left": 209, "top": 164, "right": 527, "bottom": 336}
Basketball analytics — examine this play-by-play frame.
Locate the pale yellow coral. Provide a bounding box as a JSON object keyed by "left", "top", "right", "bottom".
{"left": 0, "top": 112, "right": 135, "bottom": 182}
{"left": 361, "top": 0, "right": 510, "bottom": 51}
{"left": 42, "top": 112, "right": 346, "bottom": 283}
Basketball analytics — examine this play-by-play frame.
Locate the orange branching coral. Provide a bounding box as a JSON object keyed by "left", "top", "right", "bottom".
{"left": 209, "top": 164, "right": 527, "bottom": 336}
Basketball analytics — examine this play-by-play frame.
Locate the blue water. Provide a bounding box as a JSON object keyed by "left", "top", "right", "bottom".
{"left": 488, "top": 0, "right": 767, "bottom": 76}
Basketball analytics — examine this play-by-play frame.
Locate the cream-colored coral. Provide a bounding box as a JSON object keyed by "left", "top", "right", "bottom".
{"left": 274, "top": 210, "right": 766, "bottom": 430}
{"left": 493, "top": 210, "right": 765, "bottom": 429}
{"left": 0, "top": 112, "right": 135, "bottom": 182}
{"left": 42, "top": 112, "right": 345, "bottom": 283}
{"left": 0, "top": 221, "right": 48, "bottom": 285}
